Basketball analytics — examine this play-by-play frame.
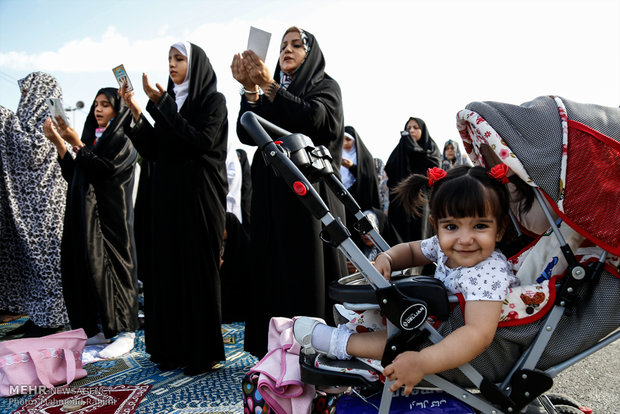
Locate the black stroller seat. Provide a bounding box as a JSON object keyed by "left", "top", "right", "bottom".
{"left": 300, "top": 274, "right": 451, "bottom": 390}
{"left": 328, "top": 274, "right": 451, "bottom": 315}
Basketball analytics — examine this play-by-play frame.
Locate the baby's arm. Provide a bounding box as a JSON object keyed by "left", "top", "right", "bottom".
{"left": 383, "top": 300, "right": 502, "bottom": 395}
{"left": 374, "top": 241, "right": 431, "bottom": 279}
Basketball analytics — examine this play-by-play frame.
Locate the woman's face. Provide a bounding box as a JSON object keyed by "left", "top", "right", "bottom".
{"left": 343, "top": 134, "right": 354, "bottom": 151}
{"left": 93, "top": 94, "right": 116, "bottom": 128}
{"left": 279, "top": 31, "right": 306, "bottom": 74}
{"left": 405, "top": 119, "right": 422, "bottom": 142}
{"left": 169, "top": 47, "right": 188, "bottom": 85}
{"left": 445, "top": 144, "right": 455, "bottom": 159}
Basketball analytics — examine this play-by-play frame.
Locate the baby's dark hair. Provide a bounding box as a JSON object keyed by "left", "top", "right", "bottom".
{"left": 392, "top": 165, "right": 511, "bottom": 231}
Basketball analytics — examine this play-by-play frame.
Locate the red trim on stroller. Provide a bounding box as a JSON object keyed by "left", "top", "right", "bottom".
{"left": 554, "top": 120, "right": 620, "bottom": 256}
{"left": 451, "top": 276, "right": 560, "bottom": 329}
{"left": 498, "top": 276, "right": 559, "bottom": 328}
{"left": 569, "top": 120, "right": 620, "bottom": 151}
{"left": 541, "top": 191, "right": 620, "bottom": 257}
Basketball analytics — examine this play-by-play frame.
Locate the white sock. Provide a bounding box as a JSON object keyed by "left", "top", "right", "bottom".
{"left": 86, "top": 332, "right": 110, "bottom": 345}
{"left": 311, "top": 323, "right": 334, "bottom": 353}
{"left": 328, "top": 325, "right": 353, "bottom": 360}
{"left": 311, "top": 323, "right": 352, "bottom": 360}
{"left": 98, "top": 332, "right": 135, "bottom": 359}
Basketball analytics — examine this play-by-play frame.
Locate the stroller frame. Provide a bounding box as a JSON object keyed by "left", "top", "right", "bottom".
{"left": 240, "top": 111, "right": 618, "bottom": 414}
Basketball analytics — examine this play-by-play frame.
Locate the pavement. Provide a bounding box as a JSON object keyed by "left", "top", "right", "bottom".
{"left": 549, "top": 336, "right": 620, "bottom": 413}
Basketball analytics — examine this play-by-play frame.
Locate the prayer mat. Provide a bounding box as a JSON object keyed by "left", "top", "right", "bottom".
{"left": 11, "top": 384, "right": 151, "bottom": 414}
{"left": 0, "top": 322, "right": 258, "bottom": 413}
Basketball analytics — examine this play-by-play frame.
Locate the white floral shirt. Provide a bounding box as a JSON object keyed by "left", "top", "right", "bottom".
{"left": 420, "top": 236, "right": 519, "bottom": 301}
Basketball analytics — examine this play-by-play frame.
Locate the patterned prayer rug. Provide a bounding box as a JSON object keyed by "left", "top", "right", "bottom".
{"left": 0, "top": 320, "right": 258, "bottom": 413}
{"left": 11, "top": 384, "right": 151, "bottom": 414}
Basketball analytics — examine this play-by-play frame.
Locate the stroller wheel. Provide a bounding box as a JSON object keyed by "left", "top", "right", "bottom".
{"left": 545, "top": 393, "right": 581, "bottom": 408}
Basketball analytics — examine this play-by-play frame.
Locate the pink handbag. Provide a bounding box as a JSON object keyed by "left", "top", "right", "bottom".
{"left": 0, "top": 328, "right": 87, "bottom": 396}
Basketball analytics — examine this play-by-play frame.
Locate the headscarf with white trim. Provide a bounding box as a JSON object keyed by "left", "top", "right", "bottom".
{"left": 170, "top": 41, "right": 192, "bottom": 112}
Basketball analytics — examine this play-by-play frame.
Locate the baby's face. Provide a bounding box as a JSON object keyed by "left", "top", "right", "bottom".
{"left": 435, "top": 214, "right": 501, "bottom": 269}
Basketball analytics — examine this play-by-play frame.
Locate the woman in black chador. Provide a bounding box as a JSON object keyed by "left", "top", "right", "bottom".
{"left": 121, "top": 41, "right": 228, "bottom": 375}
{"left": 340, "top": 125, "right": 381, "bottom": 222}
{"left": 43, "top": 87, "right": 139, "bottom": 358}
{"left": 232, "top": 27, "right": 347, "bottom": 357}
{"left": 385, "top": 117, "right": 441, "bottom": 242}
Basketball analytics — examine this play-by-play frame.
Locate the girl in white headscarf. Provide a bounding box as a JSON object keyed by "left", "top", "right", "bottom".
{"left": 340, "top": 130, "right": 357, "bottom": 189}
{"left": 120, "top": 41, "right": 228, "bottom": 376}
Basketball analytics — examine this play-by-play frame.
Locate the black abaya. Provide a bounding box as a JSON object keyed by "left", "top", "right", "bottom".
{"left": 127, "top": 43, "right": 228, "bottom": 369}
{"left": 235, "top": 148, "right": 252, "bottom": 231}
{"left": 236, "top": 29, "right": 347, "bottom": 358}
{"left": 59, "top": 88, "right": 139, "bottom": 338}
{"left": 385, "top": 117, "right": 442, "bottom": 242}
{"left": 342, "top": 125, "right": 381, "bottom": 228}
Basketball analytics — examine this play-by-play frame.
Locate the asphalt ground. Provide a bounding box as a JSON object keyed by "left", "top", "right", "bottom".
{"left": 548, "top": 336, "right": 620, "bottom": 413}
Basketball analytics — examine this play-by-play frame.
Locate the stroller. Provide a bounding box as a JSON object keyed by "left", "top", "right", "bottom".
{"left": 239, "top": 95, "right": 620, "bottom": 414}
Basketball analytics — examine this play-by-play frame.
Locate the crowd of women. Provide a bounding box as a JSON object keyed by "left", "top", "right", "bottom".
{"left": 0, "top": 26, "right": 471, "bottom": 372}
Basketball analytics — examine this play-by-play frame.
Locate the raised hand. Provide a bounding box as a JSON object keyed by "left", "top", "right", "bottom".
{"left": 119, "top": 82, "right": 142, "bottom": 121}
{"left": 43, "top": 118, "right": 62, "bottom": 144}
{"left": 241, "top": 50, "right": 272, "bottom": 90}
{"left": 142, "top": 73, "right": 165, "bottom": 104}
{"left": 43, "top": 118, "right": 69, "bottom": 158}
{"left": 52, "top": 115, "right": 80, "bottom": 146}
{"left": 231, "top": 53, "right": 256, "bottom": 91}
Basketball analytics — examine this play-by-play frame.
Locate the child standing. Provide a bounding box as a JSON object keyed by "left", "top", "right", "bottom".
{"left": 294, "top": 165, "right": 519, "bottom": 395}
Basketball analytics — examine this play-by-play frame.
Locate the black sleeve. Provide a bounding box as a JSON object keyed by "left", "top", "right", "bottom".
{"left": 349, "top": 163, "right": 358, "bottom": 178}
{"left": 125, "top": 114, "right": 156, "bottom": 160}
{"left": 147, "top": 92, "right": 227, "bottom": 154}
{"left": 58, "top": 153, "right": 75, "bottom": 183}
{"left": 236, "top": 97, "right": 263, "bottom": 146}
{"left": 236, "top": 79, "right": 341, "bottom": 148}
{"left": 73, "top": 147, "right": 116, "bottom": 180}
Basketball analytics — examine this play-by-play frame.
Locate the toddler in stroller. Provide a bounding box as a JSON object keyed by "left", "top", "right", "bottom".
{"left": 239, "top": 95, "right": 620, "bottom": 413}
{"left": 294, "top": 164, "right": 519, "bottom": 396}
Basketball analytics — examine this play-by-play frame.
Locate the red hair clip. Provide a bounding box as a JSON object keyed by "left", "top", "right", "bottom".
{"left": 427, "top": 167, "right": 447, "bottom": 187}
{"left": 488, "top": 164, "right": 510, "bottom": 184}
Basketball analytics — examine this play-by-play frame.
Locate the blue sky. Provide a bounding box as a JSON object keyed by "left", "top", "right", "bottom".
{"left": 1, "top": 0, "right": 619, "bottom": 162}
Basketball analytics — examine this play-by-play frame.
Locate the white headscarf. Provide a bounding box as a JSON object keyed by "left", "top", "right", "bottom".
{"left": 340, "top": 131, "right": 357, "bottom": 189}
{"left": 170, "top": 41, "right": 192, "bottom": 112}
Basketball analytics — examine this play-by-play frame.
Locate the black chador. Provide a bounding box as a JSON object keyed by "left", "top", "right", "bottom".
{"left": 127, "top": 43, "right": 228, "bottom": 372}
{"left": 236, "top": 29, "right": 347, "bottom": 358}
{"left": 385, "top": 117, "right": 441, "bottom": 242}
{"left": 60, "top": 88, "right": 139, "bottom": 338}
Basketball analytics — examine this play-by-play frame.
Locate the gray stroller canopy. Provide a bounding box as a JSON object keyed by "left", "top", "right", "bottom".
{"left": 457, "top": 95, "right": 620, "bottom": 256}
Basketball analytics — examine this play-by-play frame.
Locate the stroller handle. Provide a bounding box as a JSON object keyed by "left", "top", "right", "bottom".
{"left": 239, "top": 112, "right": 391, "bottom": 290}
{"left": 239, "top": 112, "right": 330, "bottom": 220}
{"left": 240, "top": 111, "right": 292, "bottom": 148}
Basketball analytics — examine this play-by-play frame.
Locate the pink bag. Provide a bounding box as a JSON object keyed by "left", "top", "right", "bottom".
{"left": 0, "top": 328, "right": 87, "bottom": 396}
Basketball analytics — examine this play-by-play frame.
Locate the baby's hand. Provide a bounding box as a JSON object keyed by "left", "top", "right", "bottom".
{"left": 383, "top": 351, "right": 425, "bottom": 395}
{"left": 374, "top": 252, "right": 392, "bottom": 280}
